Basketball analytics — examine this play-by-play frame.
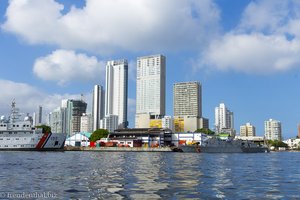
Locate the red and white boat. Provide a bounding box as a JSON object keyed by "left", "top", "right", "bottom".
{"left": 0, "top": 101, "right": 66, "bottom": 151}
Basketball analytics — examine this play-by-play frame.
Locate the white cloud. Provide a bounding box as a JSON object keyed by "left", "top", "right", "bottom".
{"left": 0, "top": 79, "right": 85, "bottom": 118}
{"left": 201, "top": 33, "right": 300, "bottom": 74}
{"left": 198, "top": 0, "right": 300, "bottom": 74}
{"left": 33, "top": 49, "right": 105, "bottom": 85}
{"left": 2, "top": 0, "right": 220, "bottom": 54}
{"left": 239, "top": 0, "right": 291, "bottom": 34}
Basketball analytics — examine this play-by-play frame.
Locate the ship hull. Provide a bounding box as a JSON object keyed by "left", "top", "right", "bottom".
{"left": 0, "top": 132, "right": 66, "bottom": 151}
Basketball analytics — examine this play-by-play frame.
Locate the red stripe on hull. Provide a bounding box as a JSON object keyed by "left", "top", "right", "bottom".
{"left": 36, "top": 133, "right": 50, "bottom": 149}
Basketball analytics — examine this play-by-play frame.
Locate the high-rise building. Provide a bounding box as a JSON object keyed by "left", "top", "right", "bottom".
{"left": 135, "top": 54, "right": 166, "bottom": 127}
{"left": 49, "top": 106, "right": 67, "bottom": 134}
{"left": 240, "top": 123, "right": 256, "bottom": 137}
{"left": 103, "top": 114, "right": 119, "bottom": 133}
{"left": 174, "top": 81, "right": 202, "bottom": 117}
{"left": 80, "top": 113, "right": 93, "bottom": 133}
{"left": 92, "top": 85, "right": 104, "bottom": 131}
{"left": 264, "top": 119, "right": 282, "bottom": 141}
{"left": 33, "top": 106, "right": 43, "bottom": 126}
{"left": 66, "top": 99, "right": 87, "bottom": 135}
{"left": 215, "top": 103, "right": 235, "bottom": 135}
{"left": 105, "top": 59, "right": 128, "bottom": 129}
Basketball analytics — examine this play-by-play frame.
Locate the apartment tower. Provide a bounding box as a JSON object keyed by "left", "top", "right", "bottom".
{"left": 215, "top": 103, "right": 234, "bottom": 135}
{"left": 264, "top": 119, "right": 282, "bottom": 141}
{"left": 105, "top": 59, "right": 128, "bottom": 129}
{"left": 135, "top": 54, "right": 166, "bottom": 127}
{"left": 174, "top": 81, "right": 202, "bottom": 117}
{"left": 92, "top": 85, "right": 104, "bottom": 131}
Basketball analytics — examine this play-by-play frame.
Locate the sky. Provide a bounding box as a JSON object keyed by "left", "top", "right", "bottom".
{"left": 1, "top": 0, "right": 300, "bottom": 139}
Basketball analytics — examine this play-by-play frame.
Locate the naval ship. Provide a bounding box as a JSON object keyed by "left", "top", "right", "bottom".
{"left": 0, "top": 101, "right": 66, "bottom": 151}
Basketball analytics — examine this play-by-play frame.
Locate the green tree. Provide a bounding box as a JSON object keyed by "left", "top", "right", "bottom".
{"left": 36, "top": 125, "right": 51, "bottom": 133}
{"left": 194, "top": 128, "right": 215, "bottom": 135}
{"left": 90, "top": 129, "right": 109, "bottom": 142}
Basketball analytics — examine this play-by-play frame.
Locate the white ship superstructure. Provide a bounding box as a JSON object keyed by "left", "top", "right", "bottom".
{"left": 0, "top": 101, "right": 66, "bottom": 150}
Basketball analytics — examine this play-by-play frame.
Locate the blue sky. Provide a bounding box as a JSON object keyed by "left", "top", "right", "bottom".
{"left": 1, "top": 0, "right": 300, "bottom": 139}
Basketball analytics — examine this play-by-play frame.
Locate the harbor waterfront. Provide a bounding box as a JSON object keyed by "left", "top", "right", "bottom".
{"left": 0, "top": 151, "right": 299, "bottom": 199}
{"left": 64, "top": 146, "right": 173, "bottom": 152}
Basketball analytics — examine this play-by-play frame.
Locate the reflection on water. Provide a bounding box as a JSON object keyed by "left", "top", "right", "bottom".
{"left": 0, "top": 151, "right": 300, "bottom": 199}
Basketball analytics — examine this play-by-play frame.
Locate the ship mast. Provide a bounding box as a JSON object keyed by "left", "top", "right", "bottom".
{"left": 10, "top": 99, "right": 20, "bottom": 123}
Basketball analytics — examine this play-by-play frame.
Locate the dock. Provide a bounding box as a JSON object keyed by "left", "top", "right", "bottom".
{"left": 64, "top": 146, "right": 173, "bottom": 152}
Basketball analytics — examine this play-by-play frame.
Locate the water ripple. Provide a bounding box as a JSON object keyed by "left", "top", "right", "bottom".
{"left": 0, "top": 151, "right": 299, "bottom": 199}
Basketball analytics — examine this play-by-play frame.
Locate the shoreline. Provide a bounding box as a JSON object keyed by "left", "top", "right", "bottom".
{"left": 64, "top": 146, "right": 173, "bottom": 152}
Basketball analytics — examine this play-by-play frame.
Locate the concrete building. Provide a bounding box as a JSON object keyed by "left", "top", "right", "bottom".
{"left": 33, "top": 106, "right": 43, "bottom": 126}
{"left": 283, "top": 138, "right": 300, "bottom": 149}
{"left": 49, "top": 106, "right": 67, "bottom": 134}
{"left": 172, "top": 81, "right": 209, "bottom": 132}
{"left": 215, "top": 103, "right": 235, "bottom": 135}
{"left": 92, "top": 85, "right": 104, "bottom": 131}
{"left": 174, "top": 117, "right": 185, "bottom": 133}
{"left": 162, "top": 116, "right": 174, "bottom": 132}
{"left": 135, "top": 113, "right": 151, "bottom": 128}
{"left": 135, "top": 54, "right": 166, "bottom": 127}
{"left": 264, "top": 119, "right": 282, "bottom": 141}
{"left": 66, "top": 99, "right": 87, "bottom": 135}
{"left": 103, "top": 114, "right": 119, "bottom": 133}
{"left": 199, "top": 117, "right": 209, "bottom": 130}
{"left": 105, "top": 59, "right": 128, "bottom": 129}
{"left": 80, "top": 113, "right": 93, "bottom": 133}
{"left": 173, "top": 116, "right": 209, "bottom": 133}
{"left": 109, "top": 128, "right": 172, "bottom": 147}
{"left": 240, "top": 123, "right": 256, "bottom": 137}
{"left": 149, "top": 116, "right": 174, "bottom": 132}
{"left": 174, "top": 81, "right": 202, "bottom": 117}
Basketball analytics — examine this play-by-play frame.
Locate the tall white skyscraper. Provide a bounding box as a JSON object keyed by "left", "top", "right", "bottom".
{"left": 135, "top": 54, "right": 166, "bottom": 127}
{"left": 92, "top": 85, "right": 104, "bottom": 131}
{"left": 105, "top": 59, "right": 128, "bottom": 129}
{"left": 264, "top": 119, "right": 282, "bottom": 141}
{"left": 215, "top": 103, "right": 234, "bottom": 135}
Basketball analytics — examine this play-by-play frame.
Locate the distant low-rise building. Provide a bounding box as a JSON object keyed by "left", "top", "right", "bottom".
{"left": 173, "top": 116, "right": 209, "bottom": 133}
{"left": 283, "top": 138, "right": 300, "bottom": 149}
{"left": 65, "top": 133, "right": 90, "bottom": 147}
{"left": 240, "top": 123, "right": 256, "bottom": 137}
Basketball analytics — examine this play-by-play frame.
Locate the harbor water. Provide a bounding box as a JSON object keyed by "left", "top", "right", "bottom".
{"left": 0, "top": 151, "right": 299, "bottom": 199}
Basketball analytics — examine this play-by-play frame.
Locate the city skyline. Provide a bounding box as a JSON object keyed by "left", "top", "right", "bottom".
{"left": 1, "top": 0, "right": 300, "bottom": 138}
